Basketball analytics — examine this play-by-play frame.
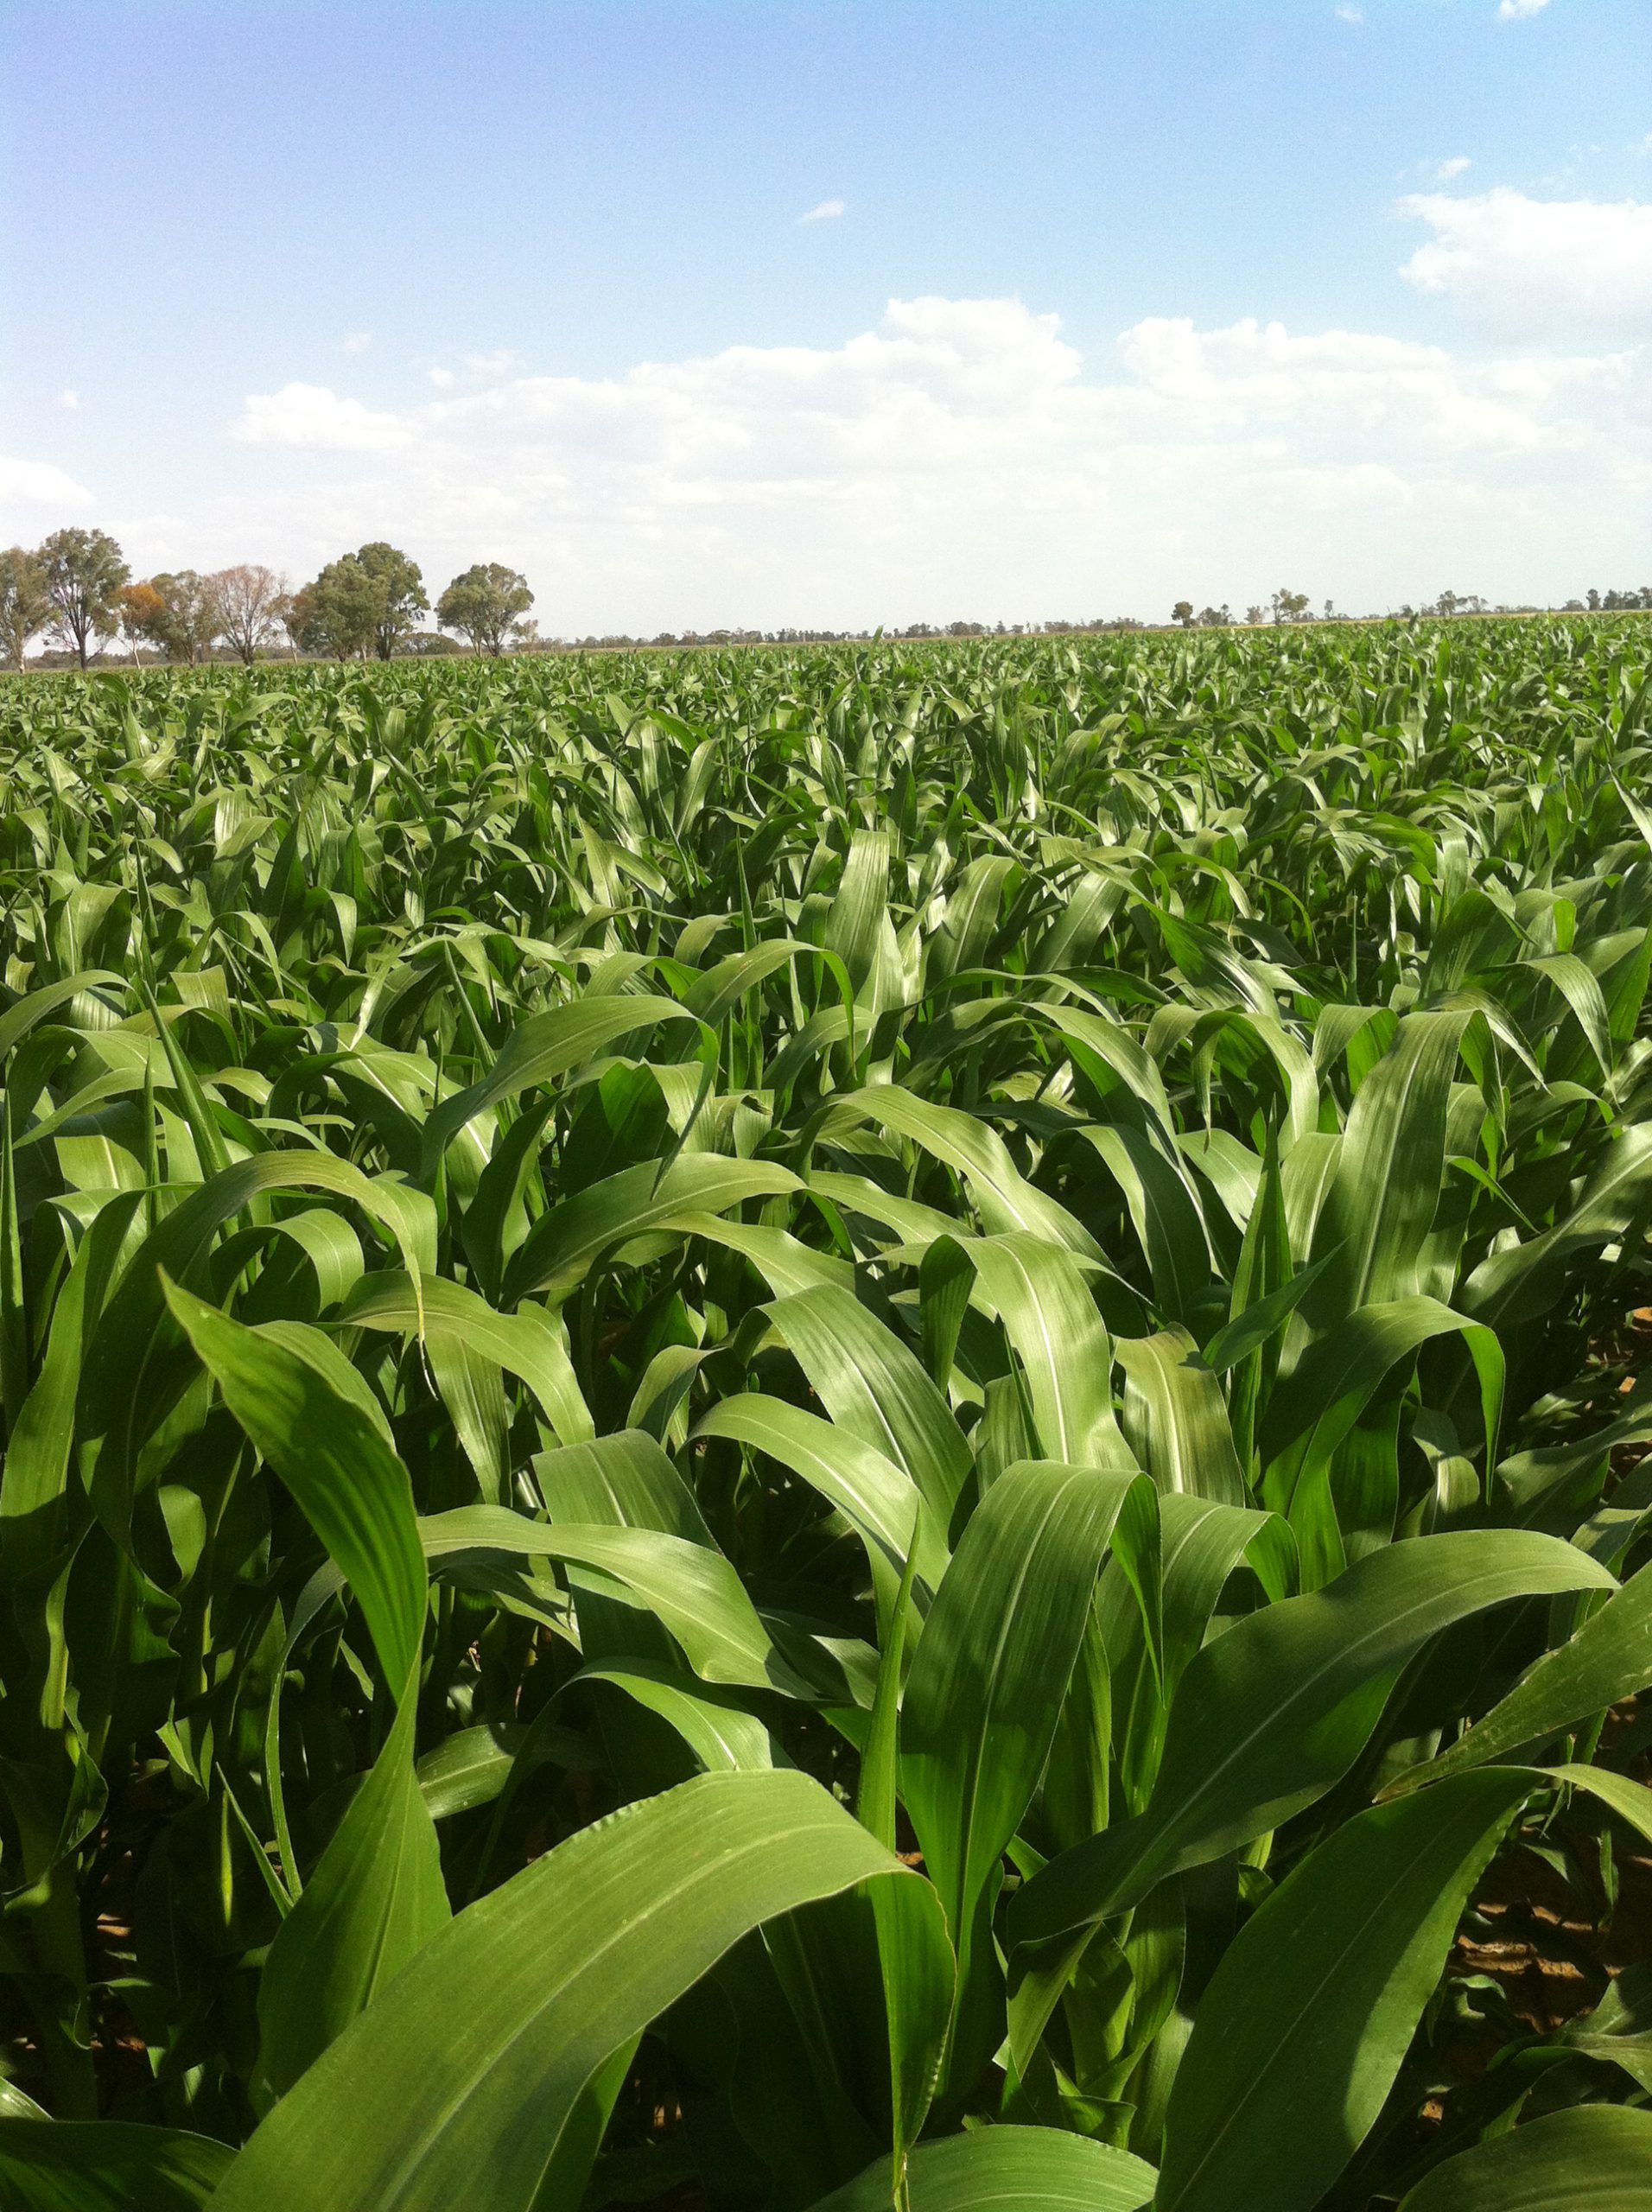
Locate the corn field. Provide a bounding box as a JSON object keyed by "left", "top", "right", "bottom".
{"left": 2, "top": 622, "right": 1651, "bottom": 2210}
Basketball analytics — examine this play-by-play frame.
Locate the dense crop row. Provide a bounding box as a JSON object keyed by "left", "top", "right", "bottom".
{"left": 1, "top": 622, "right": 1650, "bottom": 2209}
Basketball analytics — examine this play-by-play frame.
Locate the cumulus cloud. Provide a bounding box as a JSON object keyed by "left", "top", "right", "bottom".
{"left": 231, "top": 381, "right": 411, "bottom": 453}
{"left": 799, "top": 199, "right": 846, "bottom": 223}
{"left": 462, "top": 349, "right": 523, "bottom": 378}
{"left": 175, "top": 293, "right": 1646, "bottom": 627}
{"left": 1434, "top": 156, "right": 1471, "bottom": 182}
{"left": 428, "top": 366, "right": 456, "bottom": 388}
{"left": 1497, "top": 0, "right": 1549, "bottom": 17}
{"left": 1398, "top": 188, "right": 1652, "bottom": 339}
{"left": 0, "top": 455, "right": 94, "bottom": 512}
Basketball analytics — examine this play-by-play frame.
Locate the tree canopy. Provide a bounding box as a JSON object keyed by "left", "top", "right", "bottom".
{"left": 36, "top": 528, "right": 130, "bottom": 667}
{"left": 288, "top": 556, "right": 381, "bottom": 659}
{"left": 212, "top": 565, "right": 289, "bottom": 664}
{"left": 436, "top": 562, "right": 535, "bottom": 654}
{"left": 0, "top": 548, "right": 51, "bottom": 671}
{"left": 290, "top": 543, "right": 427, "bottom": 660}
{"left": 355, "top": 541, "right": 428, "bottom": 659}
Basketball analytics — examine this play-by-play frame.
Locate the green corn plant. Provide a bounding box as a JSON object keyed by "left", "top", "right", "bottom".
{"left": 0, "top": 621, "right": 1649, "bottom": 2211}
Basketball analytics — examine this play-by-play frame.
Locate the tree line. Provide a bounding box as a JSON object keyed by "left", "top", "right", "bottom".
{"left": 0, "top": 529, "right": 536, "bottom": 671}
{"left": 1172, "top": 584, "right": 1652, "bottom": 629}
{"left": 4, "top": 525, "right": 1644, "bottom": 674}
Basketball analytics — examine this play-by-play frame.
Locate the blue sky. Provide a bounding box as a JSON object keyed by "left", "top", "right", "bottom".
{"left": 3, "top": 0, "right": 1649, "bottom": 630}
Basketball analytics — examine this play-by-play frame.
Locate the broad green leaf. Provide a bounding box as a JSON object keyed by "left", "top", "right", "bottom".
{"left": 339, "top": 1271, "right": 593, "bottom": 1446}
{"left": 419, "top": 994, "right": 699, "bottom": 1168}
{"left": 416, "top": 1721, "right": 573, "bottom": 1818}
{"left": 0, "top": 2118, "right": 233, "bottom": 2209}
{"left": 1303, "top": 1010, "right": 1469, "bottom": 1324}
{"left": 1463, "top": 1123, "right": 1652, "bottom": 1326}
{"left": 1400, "top": 2105, "right": 1652, "bottom": 2209}
{"left": 533, "top": 1428, "right": 713, "bottom": 1546}
{"left": 1156, "top": 1769, "right": 1532, "bottom": 2212}
{"left": 963, "top": 1233, "right": 1128, "bottom": 1470}
{"left": 827, "top": 1085, "right": 1100, "bottom": 1258}
{"left": 901, "top": 1461, "right": 1147, "bottom": 1955}
{"left": 1116, "top": 1329, "right": 1248, "bottom": 1506}
{"left": 1560, "top": 1960, "right": 1652, "bottom": 2092}
{"left": 210, "top": 1770, "right": 917, "bottom": 2212}
{"left": 573, "top": 1661, "right": 774, "bottom": 1770}
{"left": 695, "top": 1393, "right": 945, "bottom": 1599}
{"left": 808, "top": 2126, "right": 1157, "bottom": 2212}
{"left": 165, "top": 1280, "right": 428, "bottom": 1688}
{"left": 256, "top": 1681, "right": 449, "bottom": 2100}
{"left": 1008, "top": 1530, "right": 1612, "bottom": 2059}
{"left": 418, "top": 1508, "right": 782, "bottom": 1688}
{"left": 1084, "top": 1122, "right": 1213, "bottom": 1323}
{"left": 82, "top": 1152, "right": 435, "bottom": 1522}
{"left": 1264, "top": 1295, "right": 1503, "bottom": 1478}
{"left": 859, "top": 1509, "right": 922, "bottom": 1846}
{"left": 1385, "top": 1560, "right": 1652, "bottom": 1792}
{"left": 765, "top": 1285, "right": 973, "bottom": 1525}
{"left": 505, "top": 1154, "right": 799, "bottom": 1302}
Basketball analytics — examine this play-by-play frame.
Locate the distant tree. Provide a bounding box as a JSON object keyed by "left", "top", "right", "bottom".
{"left": 1245, "top": 605, "right": 1266, "bottom": 626}
{"left": 355, "top": 541, "right": 428, "bottom": 658}
{"left": 119, "top": 572, "right": 222, "bottom": 664}
{"left": 289, "top": 556, "right": 381, "bottom": 658}
{"left": 0, "top": 546, "right": 52, "bottom": 671}
{"left": 436, "top": 562, "right": 535, "bottom": 655}
{"left": 209, "top": 564, "right": 289, "bottom": 664}
{"left": 1270, "top": 588, "right": 1310, "bottom": 625}
{"left": 1172, "top": 600, "right": 1195, "bottom": 628}
{"left": 152, "top": 571, "right": 225, "bottom": 663}
{"left": 118, "top": 582, "right": 172, "bottom": 661}
{"left": 1586, "top": 588, "right": 1602, "bottom": 611}
{"left": 37, "top": 527, "right": 130, "bottom": 666}
{"left": 280, "top": 588, "right": 313, "bottom": 656}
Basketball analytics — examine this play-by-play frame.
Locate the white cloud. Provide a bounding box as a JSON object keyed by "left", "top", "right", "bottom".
{"left": 163, "top": 294, "right": 1646, "bottom": 626}
{"left": 428, "top": 366, "right": 456, "bottom": 389}
{"left": 57, "top": 387, "right": 79, "bottom": 410}
{"left": 1335, "top": 5, "right": 1363, "bottom": 21}
{"left": 462, "top": 349, "right": 523, "bottom": 378}
{"left": 1399, "top": 188, "right": 1652, "bottom": 339}
{"left": 231, "top": 381, "right": 411, "bottom": 453}
{"left": 1435, "top": 156, "right": 1472, "bottom": 182}
{"left": 0, "top": 454, "right": 94, "bottom": 512}
{"left": 1497, "top": 0, "right": 1549, "bottom": 17}
{"left": 799, "top": 199, "right": 846, "bottom": 223}
{"left": 343, "top": 332, "right": 372, "bottom": 355}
